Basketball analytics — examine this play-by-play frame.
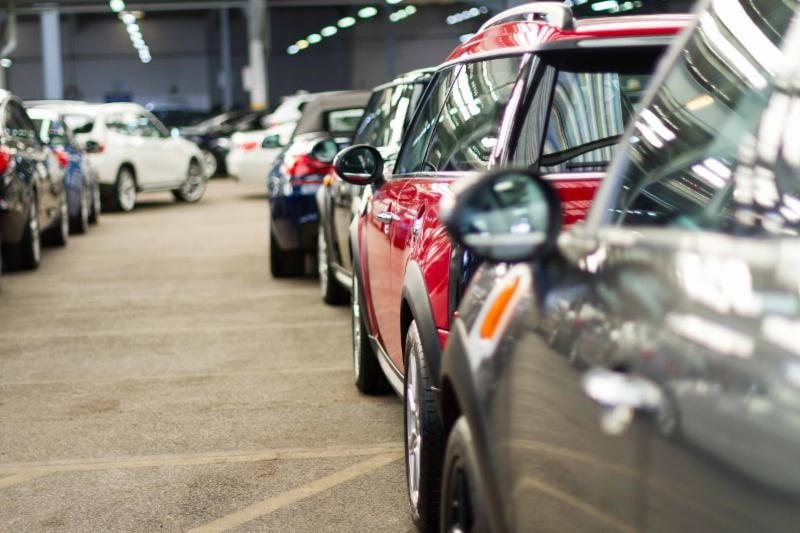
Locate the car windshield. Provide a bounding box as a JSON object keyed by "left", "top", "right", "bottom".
{"left": 63, "top": 113, "right": 95, "bottom": 134}
{"left": 511, "top": 47, "right": 663, "bottom": 173}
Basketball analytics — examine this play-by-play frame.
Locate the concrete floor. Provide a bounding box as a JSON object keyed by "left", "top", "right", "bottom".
{"left": 0, "top": 180, "right": 414, "bottom": 532}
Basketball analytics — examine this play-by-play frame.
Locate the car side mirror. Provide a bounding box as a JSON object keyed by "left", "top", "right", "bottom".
{"left": 84, "top": 140, "right": 102, "bottom": 154}
{"left": 440, "top": 169, "right": 562, "bottom": 263}
{"left": 310, "top": 138, "right": 339, "bottom": 163}
{"left": 333, "top": 144, "right": 384, "bottom": 186}
{"left": 261, "top": 134, "right": 282, "bottom": 149}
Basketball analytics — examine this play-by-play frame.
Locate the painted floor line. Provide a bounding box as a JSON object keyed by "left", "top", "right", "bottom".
{"left": 0, "top": 366, "right": 352, "bottom": 387}
{"left": 0, "top": 471, "right": 53, "bottom": 490}
{"left": 187, "top": 453, "right": 402, "bottom": 533}
{"left": 0, "top": 443, "right": 404, "bottom": 476}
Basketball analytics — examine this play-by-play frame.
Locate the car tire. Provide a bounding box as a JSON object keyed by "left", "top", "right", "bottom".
{"left": 4, "top": 198, "right": 41, "bottom": 271}
{"left": 112, "top": 166, "right": 137, "bottom": 212}
{"left": 440, "top": 416, "right": 489, "bottom": 533}
{"left": 43, "top": 192, "right": 69, "bottom": 247}
{"left": 351, "top": 270, "right": 390, "bottom": 395}
{"left": 89, "top": 185, "right": 100, "bottom": 224}
{"left": 318, "top": 225, "right": 347, "bottom": 305}
{"left": 269, "top": 232, "right": 303, "bottom": 278}
{"left": 200, "top": 149, "right": 218, "bottom": 178}
{"left": 172, "top": 160, "right": 207, "bottom": 203}
{"left": 404, "top": 320, "right": 445, "bottom": 532}
{"left": 70, "top": 189, "right": 90, "bottom": 234}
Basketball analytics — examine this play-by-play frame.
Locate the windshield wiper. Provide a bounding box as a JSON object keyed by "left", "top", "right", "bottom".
{"left": 540, "top": 135, "right": 620, "bottom": 167}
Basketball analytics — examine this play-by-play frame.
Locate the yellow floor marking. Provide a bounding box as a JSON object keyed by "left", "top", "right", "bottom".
{"left": 0, "top": 366, "right": 351, "bottom": 387}
{"left": 188, "top": 453, "right": 401, "bottom": 533}
{"left": 0, "top": 471, "right": 53, "bottom": 489}
{"left": 0, "top": 443, "right": 403, "bottom": 477}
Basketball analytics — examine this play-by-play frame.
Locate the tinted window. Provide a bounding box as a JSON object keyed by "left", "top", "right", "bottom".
{"left": 105, "top": 112, "right": 139, "bottom": 136}
{"left": 5, "top": 102, "right": 38, "bottom": 142}
{"left": 324, "top": 108, "right": 364, "bottom": 134}
{"left": 511, "top": 48, "right": 660, "bottom": 172}
{"left": 395, "top": 67, "right": 460, "bottom": 174}
{"left": 424, "top": 57, "right": 523, "bottom": 172}
{"left": 64, "top": 114, "right": 94, "bottom": 134}
{"left": 607, "top": 1, "right": 796, "bottom": 232}
{"left": 354, "top": 82, "right": 424, "bottom": 150}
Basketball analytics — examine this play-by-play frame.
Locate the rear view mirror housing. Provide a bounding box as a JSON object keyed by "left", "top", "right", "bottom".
{"left": 83, "top": 140, "right": 102, "bottom": 154}
{"left": 310, "top": 138, "right": 339, "bottom": 163}
{"left": 440, "top": 169, "right": 563, "bottom": 263}
{"left": 333, "top": 144, "right": 384, "bottom": 186}
{"left": 261, "top": 134, "right": 282, "bottom": 149}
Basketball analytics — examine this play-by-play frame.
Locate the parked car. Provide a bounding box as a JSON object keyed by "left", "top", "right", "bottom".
{"left": 32, "top": 101, "right": 206, "bottom": 212}
{"left": 227, "top": 121, "right": 296, "bottom": 186}
{"left": 26, "top": 106, "right": 101, "bottom": 233}
{"left": 0, "top": 90, "right": 69, "bottom": 271}
{"left": 267, "top": 90, "right": 370, "bottom": 277}
{"left": 316, "top": 68, "right": 434, "bottom": 304}
{"left": 181, "top": 109, "right": 268, "bottom": 177}
{"left": 438, "top": 0, "right": 800, "bottom": 531}
{"left": 332, "top": 4, "right": 688, "bottom": 529}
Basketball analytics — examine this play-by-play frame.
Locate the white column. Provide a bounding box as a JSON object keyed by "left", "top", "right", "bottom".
{"left": 247, "top": 0, "right": 268, "bottom": 111}
{"left": 40, "top": 7, "right": 63, "bottom": 99}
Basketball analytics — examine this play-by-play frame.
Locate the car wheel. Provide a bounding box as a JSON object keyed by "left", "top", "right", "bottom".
{"left": 318, "top": 225, "right": 347, "bottom": 305}
{"left": 657, "top": 390, "right": 681, "bottom": 437}
{"left": 404, "top": 320, "right": 445, "bottom": 531}
{"left": 351, "top": 270, "right": 389, "bottom": 395}
{"left": 70, "top": 189, "right": 90, "bottom": 234}
{"left": 4, "top": 198, "right": 41, "bottom": 271}
{"left": 269, "top": 232, "right": 303, "bottom": 278}
{"left": 113, "top": 167, "right": 137, "bottom": 212}
{"left": 89, "top": 185, "right": 101, "bottom": 224}
{"left": 43, "top": 192, "right": 69, "bottom": 247}
{"left": 200, "top": 149, "right": 218, "bottom": 178}
{"left": 172, "top": 160, "right": 207, "bottom": 203}
{"left": 440, "top": 417, "right": 489, "bottom": 533}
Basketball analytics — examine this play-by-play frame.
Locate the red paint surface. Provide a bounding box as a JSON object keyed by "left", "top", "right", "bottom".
{"left": 547, "top": 177, "right": 602, "bottom": 227}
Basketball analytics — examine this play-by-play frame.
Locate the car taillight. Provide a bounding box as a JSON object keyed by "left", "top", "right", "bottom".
{"left": 286, "top": 153, "right": 331, "bottom": 184}
{"left": 55, "top": 149, "right": 69, "bottom": 169}
{"left": 0, "top": 147, "right": 10, "bottom": 176}
{"left": 240, "top": 141, "right": 258, "bottom": 151}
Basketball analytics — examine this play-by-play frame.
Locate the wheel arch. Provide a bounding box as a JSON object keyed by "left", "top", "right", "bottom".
{"left": 401, "top": 261, "right": 443, "bottom": 387}
{"left": 118, "top": 162, "right": 138, "bottom": 187}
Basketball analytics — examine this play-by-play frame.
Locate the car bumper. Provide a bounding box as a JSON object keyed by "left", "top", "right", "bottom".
{"left": 269, "top": 189, "right": 320, "bottom": 252}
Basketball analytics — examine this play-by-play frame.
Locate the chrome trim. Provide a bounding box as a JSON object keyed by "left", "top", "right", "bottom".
{"left": 333, "top": 266, "right": 353, "bottom": 290}
{"left": 478, "top": 2, "right": 574, "bottom": 33}
{"left": 369, "top": 335, "right": 404, "bottom": 396}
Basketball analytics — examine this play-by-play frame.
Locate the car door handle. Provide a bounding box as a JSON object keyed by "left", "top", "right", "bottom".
{"left": 582, "top": 368, "right": 662, "bottom": 435}
{"left": 377, "top": 212, "right": 396, "bottom": 223}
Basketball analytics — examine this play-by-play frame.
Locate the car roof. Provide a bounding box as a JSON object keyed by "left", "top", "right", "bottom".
{"left": 293, "top": 90, "right": 371, "bottom": 136}
{"left": 445, "top": 12, "right": 693, "bottom": 64}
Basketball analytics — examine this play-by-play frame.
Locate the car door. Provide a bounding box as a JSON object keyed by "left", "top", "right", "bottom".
{"left": 571, "top": 3, "right": 800, "bottom": 530}
{"left": 104, "top": 110, "right": 150, "bottom": 183}
{"left": 133, "top": 112, "right": 175, "bottom": 187}
{"left": 362, "top": 68, "right": 460, "bottom": 364}
{"left": 11, "top": 102, "right": 57, "bottom": 224}
{"left": 143, "top": 112, "right": 186, "bottom": 187}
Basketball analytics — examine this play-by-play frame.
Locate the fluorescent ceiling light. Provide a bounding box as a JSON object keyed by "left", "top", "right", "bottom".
{"left": 120, "top": 12, "right": 136, "bottom": 24}
{"left": 287, "top": 45, "right": 299, "bottom": 55}
{"left": 386, "top": 0, "right": 403, "bottom": 4}
{"left": 307, "top": 33, "right": 322, "bottom": 44}
{"left": 109, "top": 0, "right": 126, "bottom": 13}
{"left": 296, "top": 39, "right": 309, "bottom": 49}
{"left": 358, "top": 6, "right": 378, "bottom": 18}
{"left": 337, "top": 16, "right": 356, "bottom": 28}
{"left": 320, "top": 25, "right": 337, "bottom": 37}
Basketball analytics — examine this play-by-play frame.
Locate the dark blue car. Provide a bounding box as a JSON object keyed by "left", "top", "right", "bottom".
{"left": 267, "top": 91, "right": 369, "bottom": 278}
{"left": 27, "top": 106, "right": 100, "bottom": 234}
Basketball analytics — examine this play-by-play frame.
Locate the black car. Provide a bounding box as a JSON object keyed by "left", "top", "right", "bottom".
{"left": 267, "top": 90, "right": 370, "bottom": 278}
{"left": 0, "top": 90, "right": 69, "bottom": 271}
{"left": 439, "top": 1, "right": 800, "bottom": 531}
{"left": 180, "top": 110, "right": 267, "bottom": 177}
{"left": 315, "top": 68, "right": 434, "bottom": 304}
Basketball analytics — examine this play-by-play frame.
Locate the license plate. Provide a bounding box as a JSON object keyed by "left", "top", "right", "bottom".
{"left": 300, "top": 184, "right": 320, "bottom": 195}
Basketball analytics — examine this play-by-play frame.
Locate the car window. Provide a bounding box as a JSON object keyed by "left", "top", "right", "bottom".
{"left": 423, "top": 57, "right": 523, "bottom": 173}
{"left": 105, "top": 112, "right": 139, "bottom": 136}
{"left": 606, "top": 1, "right": 796, "bottom": 233}
{"left": 354, "top": 82, "right": 423, "bottom": 150}
{"left": 64, "top": 114, "right": 94, "bottom": 134}
{"left": 324, "top": 108, "right": 364, "bottom": 135}
{"left": 395, "top": 67, "right": 461, "bottom": 175}
{"left": 32, "top": 118, "right": 70, "bottom": 147}
{"left": 511, "top": 48, "right": 661, "bottom": 173}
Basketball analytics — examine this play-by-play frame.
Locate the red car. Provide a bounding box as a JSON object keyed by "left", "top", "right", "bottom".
{"left": 333, "top": 4, "right": 688, "bottom": 529}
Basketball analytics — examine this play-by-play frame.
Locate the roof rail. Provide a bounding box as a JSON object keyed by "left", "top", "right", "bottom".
{"left": 478, "top": 2, "right": 574, "bottom": 33}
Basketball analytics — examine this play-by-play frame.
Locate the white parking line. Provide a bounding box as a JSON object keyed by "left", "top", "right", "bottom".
{"left": 188, "top": 453, "right": 402, "bottom": 533}
{"left": 0, "top": 471, "right": 53, "bottom": 489}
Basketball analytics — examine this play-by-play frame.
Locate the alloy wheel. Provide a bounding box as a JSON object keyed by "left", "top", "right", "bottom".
{"left": 201, "top": 150, "right": 217, "bottom": 178}
{"left": 352, "top": 278, "right": 362, "bottom": 381}
{"left": 118, "top": 170, "right": 136, "bottom": 211}
{"left": 180, "top": 163, "right": 206, "bottom": 201}
{"left": 318, "top": 227, "right": 329, "bottom": 297}
{"left": 30, "top": 201, "right": 40, "bottom": 264}
{"left": 59, "top": 197, "right": 69, "bottom": 241}
{"left": 406, "top": 353, "right": 422, "bottom": 509}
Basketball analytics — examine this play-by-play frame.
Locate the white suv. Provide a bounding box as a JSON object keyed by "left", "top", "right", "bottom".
{"left": 32, "top": 101, "right": 206, "bottom": 212}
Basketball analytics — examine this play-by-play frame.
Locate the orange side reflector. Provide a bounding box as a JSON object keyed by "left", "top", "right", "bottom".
{"left": 479, "top": 277, "right": 520, "bottom": 340}
{"left": 323, "top": 175, "right": 333, "bottom": 187}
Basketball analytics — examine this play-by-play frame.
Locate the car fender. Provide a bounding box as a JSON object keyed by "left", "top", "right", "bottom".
{"left": 401, "top": 261, "right": 443, "bottom": 390}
